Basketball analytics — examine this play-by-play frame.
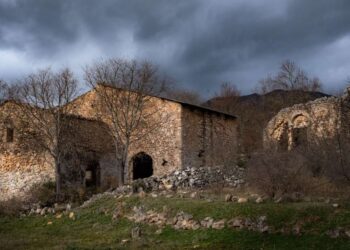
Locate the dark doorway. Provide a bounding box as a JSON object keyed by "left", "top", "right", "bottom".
{"left": 292, "top": 127, "right": 308, "bottom": 148}
{"left": 85, "top": 161, "right": 100, "bottom": 187}
{"left": 132, "top": 152, "right": 153, "bottom": 180}
{"left": 278, "top": 123, "right": 289, "bottom": 151}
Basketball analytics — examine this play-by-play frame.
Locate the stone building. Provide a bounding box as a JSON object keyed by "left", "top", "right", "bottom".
{"left": 264, "top": 88, "right": 350, "bottom": 150}
{"left": 0, "top": 101, "right": 115, "bottom": 201}
{"left": 0, "top": 85, "right": 238, "bottom": 201}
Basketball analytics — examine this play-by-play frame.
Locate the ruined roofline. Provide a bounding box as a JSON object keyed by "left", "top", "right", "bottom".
{"left": 272, "top": 95, "right": 338, "bottom": 117}
{"left": 0, "top": 99, "right": 104, "bottom": 124}
{"left": 93, "top": 83, "right": 237, "bottom": 119}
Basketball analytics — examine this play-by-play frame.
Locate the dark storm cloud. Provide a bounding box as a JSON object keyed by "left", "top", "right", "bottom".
{"left": 0, "top": 0, "right": 350, "bottom": 94}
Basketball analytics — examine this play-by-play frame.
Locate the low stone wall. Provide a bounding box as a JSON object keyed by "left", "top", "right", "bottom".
{"left": 0, "top": 152, "right": 54, "bottom": 201}
{"left": 0, "top": 168, "right": 54, "bottom": 201}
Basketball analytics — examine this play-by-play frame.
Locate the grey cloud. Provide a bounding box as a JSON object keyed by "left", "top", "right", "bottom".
{"left": 0, "top": 0, "right": 350, "bottom": 94}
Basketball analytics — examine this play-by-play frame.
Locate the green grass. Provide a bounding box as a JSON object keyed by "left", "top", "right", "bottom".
{"left": 1, "top": 194, "right": 350, "bottom": 249}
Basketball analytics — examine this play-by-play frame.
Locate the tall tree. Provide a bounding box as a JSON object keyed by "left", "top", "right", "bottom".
{"left": 84, "top": 58, "right": 168, "bottom": 186}
{"left": 259, "top": 60, "right": 322, "bottom": 94}
{"left": 16, "top": 68, "right": 78, "bottom": 200}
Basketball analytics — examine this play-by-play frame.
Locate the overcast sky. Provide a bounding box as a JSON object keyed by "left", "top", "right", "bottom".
{"left": 0, "top": 0, "right": 350, "bottom": 95}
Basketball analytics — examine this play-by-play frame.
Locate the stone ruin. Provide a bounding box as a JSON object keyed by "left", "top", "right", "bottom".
{"left": 0, "top": 85, "right": 239, "bottom": 201}
{"left": 264, "top": 87, "right": 350, "bottom": 150}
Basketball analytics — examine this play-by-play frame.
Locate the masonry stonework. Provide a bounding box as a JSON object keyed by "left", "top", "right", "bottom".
{"left": 264, "top": 88, "right": 350, "bottom": 150}
{"left": 0, "top": 86, "right": 238, "bottom": 201}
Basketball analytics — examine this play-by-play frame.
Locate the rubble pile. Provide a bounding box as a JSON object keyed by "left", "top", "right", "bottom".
{"left": 126, "top": 205, "right": 269, "bottom": 232}
{"left": 133, "top": 166, "right": 245, "bottom": 192}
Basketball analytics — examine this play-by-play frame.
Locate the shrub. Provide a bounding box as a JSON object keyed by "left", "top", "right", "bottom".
{"left": 28, "top": 181, "right": 56, "bottom": 206}
{"left": 0, "top": 198, "right": 25, "bottom": 216}
{"left": 246, "top": 150, "right": 318, "bottom": 199}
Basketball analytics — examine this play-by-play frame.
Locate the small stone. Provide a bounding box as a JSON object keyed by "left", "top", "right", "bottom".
{"left": 274, "top": 197, "right": 283, "bottom": 203}
{"left": 69, "top": 212, "right": 75, "bottom": 220}
{"left": 151, "top": 193, "right": 158, "bottom": 198}
{"left": 345, "top": 230, "right": 350, "bottom": 238}
{"left": 255, "top": 197, "right": 264, "bottom": 204}
{"left": 190, "top": 192, "right": 198, "bottom": 199}
{"left": 212, "top": 219, "right": 226, "bottom": 229}
{"left": 332, "top": 203, "right": 339, "bottom": 208}
{"left": 155, "top": 229, "right": 163, "bottom": 234}
{"left": 56, "top": 214, "right": 62, "bottom": 219}
{"left": 47, "top": 221, "right": 53, "bottom": 225}
{"left": 138, "top": 191, "right": 146, "bottom": 198}
{"left": 225, "top": 194, "right": 232, "bottom": 202}
{"left": 238, "top": 197, "right": 248, "bottom": 203}
{"left": 121, "top": 239, "right": 130, "bottom": 244}
{"left": 131, "top": 227, "right": 141, "bottom": 239}
{"left": 228, "top": 218, "right": 244, "bottom": 228}
{"left": 66, "top": 204, "right": 72, "bottom": 211}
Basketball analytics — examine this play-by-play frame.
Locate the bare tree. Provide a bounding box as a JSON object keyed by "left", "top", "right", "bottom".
{"left": 15, "top": 68, "right": 78, "bottom": 200}
{"left": 259, "top": 60, "right": 322, "bottom": 94}
{"left": 164, "top": 87, "right": 203, "bottom": 105}
{"left": 84, "top": 58, "right": 168, "bottom": 186}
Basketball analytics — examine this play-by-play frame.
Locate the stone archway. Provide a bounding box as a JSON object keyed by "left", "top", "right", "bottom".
{"left": 132, "top": 152, "right": 153, "bottom": 180}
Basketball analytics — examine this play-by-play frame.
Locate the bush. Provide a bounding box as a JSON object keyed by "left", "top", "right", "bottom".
{"left": 246, "top": 150, "right": 319, "bottom": 199}
{"left": 0, "top": 198, "right": 25, "bottom": 216}
{"left": 28, "top": 181, "right": 56, "bottom": 206}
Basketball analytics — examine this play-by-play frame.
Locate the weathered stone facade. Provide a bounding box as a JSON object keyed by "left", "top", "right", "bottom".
{"left": 0, "top": 101, "right": 114, "bottom": 201}
{"left": 68, "top": 86, "right": 238, "bottom": 180}
{"left": 264, "top": 88, "right": 350, "bottom": 150}
{"left": 0, "top": 85, "right": 238, "bottom": 201}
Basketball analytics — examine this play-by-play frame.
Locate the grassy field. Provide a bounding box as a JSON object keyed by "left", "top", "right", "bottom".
{"left": 1, "top": 194, "right": 350, "bottom": 249}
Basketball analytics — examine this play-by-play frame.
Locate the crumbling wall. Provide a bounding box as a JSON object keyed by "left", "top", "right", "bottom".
{"left": 181, "top": 106, "right": 238, "bottom": 168}
{"left": 264, "top": 96, "right": 341, "bottom": 150}
{"left": 0, "top": 102, "right": 55, "bottom": 201}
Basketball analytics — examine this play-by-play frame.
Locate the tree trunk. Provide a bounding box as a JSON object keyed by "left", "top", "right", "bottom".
{"left": 55, "top": 159, "right": 61, "bottom": 202}
{"left": 116, "top": 148, "right": 124, "bottom": 186}
{"left": 122, "top": 139, "right": 130, "bottom": 184}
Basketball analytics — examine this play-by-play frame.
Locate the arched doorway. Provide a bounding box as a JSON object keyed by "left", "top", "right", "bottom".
{"left": 85, "top": 161, "right": 100, "bottom": 187}
{"left": 132, "top": 152, "right": 153, "bottom": 180}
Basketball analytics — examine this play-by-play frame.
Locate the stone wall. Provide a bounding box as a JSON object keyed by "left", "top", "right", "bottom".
{"left": 181, "top": 105, "right": 238, "bottom": 168}
{"left": 0, "top": 101, "right": 117, "bottom": 200}
{"left": 67, "top": 88, "right": 183, "bottom": 180}
{"left": 67, "top": 86, "right": 238, "bottom": 181}
{"left": 264, "top": 96, "right": 341, "bottom": 150}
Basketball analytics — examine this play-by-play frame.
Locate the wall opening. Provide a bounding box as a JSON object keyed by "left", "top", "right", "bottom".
{"left": 6, "top": 127, "right": 14, "bottom": 142}
{"left": 292, "top": 127, "right": 308, "bottom": 148}
{"left": 278, "top": 123, "right": 289, "bottom": 151}
{"left": 132, "top": 152, "right": 153, "bottom": 180}
{"left": 85, "top": 161, "right": 100, "bottom": 188}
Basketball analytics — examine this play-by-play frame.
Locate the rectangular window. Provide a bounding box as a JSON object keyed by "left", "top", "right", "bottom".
{"left": 6, "top": 128, "right": 14, "bottom": 142}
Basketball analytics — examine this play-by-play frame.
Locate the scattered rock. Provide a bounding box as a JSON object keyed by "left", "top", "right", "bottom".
{"left": 47, "top": 221, "right": 53, "bottom": 225}
{"left": 69, "top": 212, "right": 75, "bottom": 220}
{"left": 138, "top": 190, "right": 146, "bottom": 198}
{"left": 255, "top": 197, "right": 264, "bottom": 204}
{"left": 190, "top": 192, "right": 198, "bottom": 199}
{"left": 332, "top": 203, "right": 339, "bottom": 208}
{"left": 200, "top": 217, "right": 214, "bottom": 228}
{"left": 212, "top": 219, "right": 226, "bottom": 229}
{"left": 121, "top": 239, "right": 130, "bottom": 244}
{"left": 131, "top": 227, "right": 141, "bottom": 239}
{"left": 66, "top": 204, "right": 72, "bottom": 211}
{"left": 238, "top": 197, "right": 248, "bottom": 203}
{"left": 155, "top": 229, "right": 163, "bottom": 235}
{"left": 225, "top": 194, "right": 232, "bottom": 202}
